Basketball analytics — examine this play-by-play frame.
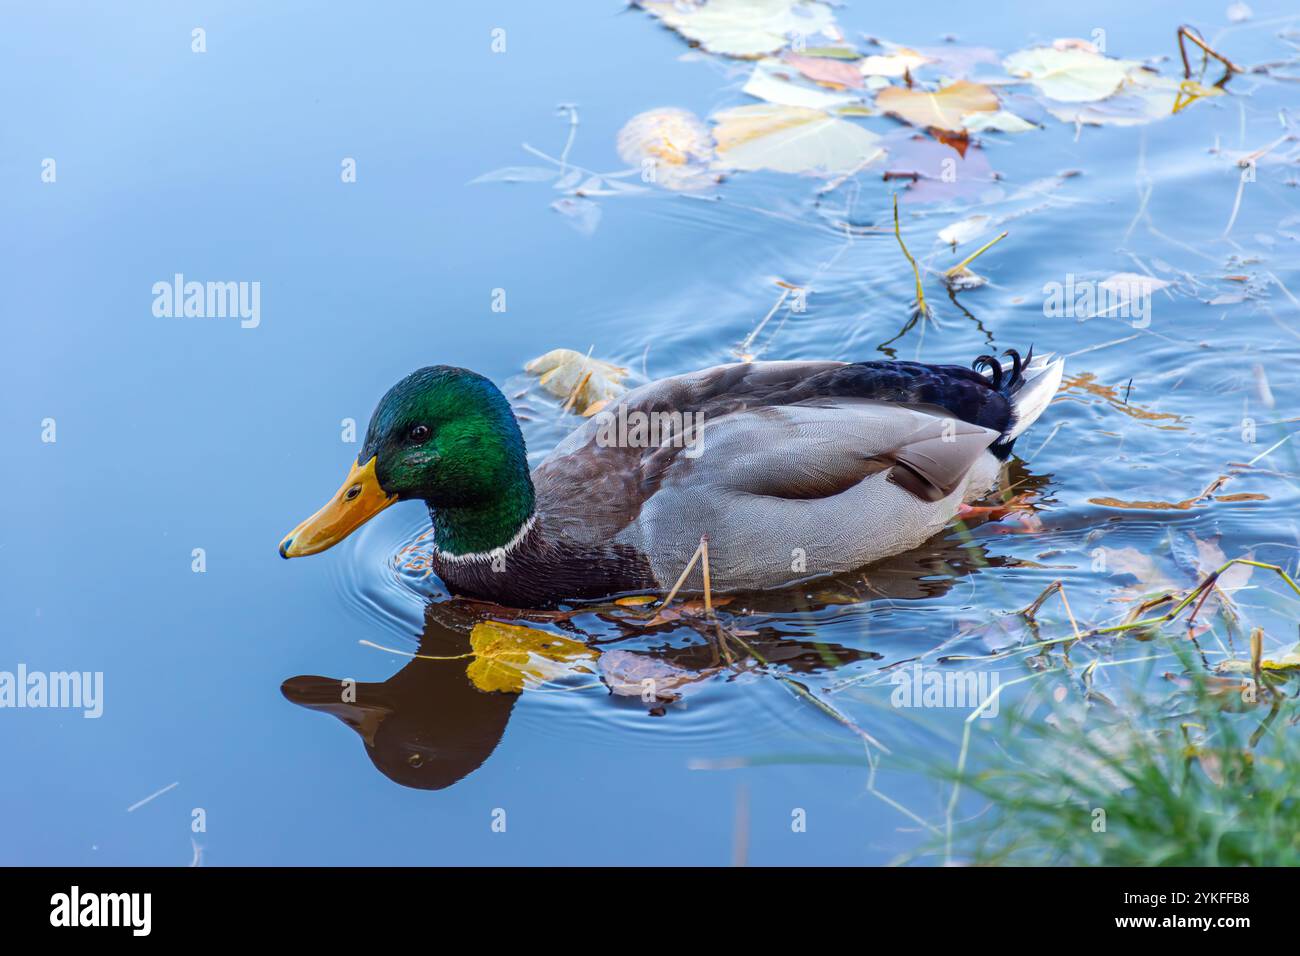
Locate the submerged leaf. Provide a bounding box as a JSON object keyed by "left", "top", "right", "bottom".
{"left": 599, "top": 650, "right": 716, "bottom": 700}
{"left": 711, "top": 103, "right": 884, "bottom": 175}
{"left": 1097, "top": 272, "right": 1172, "bottom": 315}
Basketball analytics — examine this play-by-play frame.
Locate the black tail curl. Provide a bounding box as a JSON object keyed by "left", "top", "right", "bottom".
{"left": 972, "top": 346, "right": 1033, "bottom": 395}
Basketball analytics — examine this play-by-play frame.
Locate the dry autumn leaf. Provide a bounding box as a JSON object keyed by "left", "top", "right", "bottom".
{"left": 465, "top": 621, "right": 597, "bottom": 694}
{"left": 524, "top": 348, "right": 628, "bottom": 411}
{"left": 875, "top": 81, "right": 998, "bottom": 133}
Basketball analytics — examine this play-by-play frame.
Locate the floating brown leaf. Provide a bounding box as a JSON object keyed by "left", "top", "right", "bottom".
{"left": 875, "top": 80, "right": 998, "bottom": 133}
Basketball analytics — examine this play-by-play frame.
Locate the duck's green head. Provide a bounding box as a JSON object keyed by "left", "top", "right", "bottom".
{"left": 279, "top": 366, "right": 534, "bottom": 559}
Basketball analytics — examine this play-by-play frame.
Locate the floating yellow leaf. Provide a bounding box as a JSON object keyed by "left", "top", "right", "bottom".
{"left": 711, "top": 103, "right": 884, "bottom": 174}
{"left": 524, "top": 348, "right": 628, "bottom": 411}
{"left": 466, "top": 621, "right": 597, "bottom": 694}
{"left": 875, "top": 81, "right": 998, "bottom": 133}
{"left": 615, "top": 108, "right": 719, "bottom": 191}
{"left": 638, "top": 0, "right": 839, "bottom": 60}
{"left": 1216, "top": 645, "right": 1300, "bottom": 675}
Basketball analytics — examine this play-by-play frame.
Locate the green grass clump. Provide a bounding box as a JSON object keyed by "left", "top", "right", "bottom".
{"left": 943, "top": 650, "right": 1300, "bottom": 866}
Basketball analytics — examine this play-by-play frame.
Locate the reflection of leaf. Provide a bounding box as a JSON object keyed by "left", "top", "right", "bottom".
{"left": 524, "top": 348, "right": 628, "bottom": 409}
{"left": 1171, "top": 78, "right": 1226, "bottom": 114}
{"left": 638, "top": 0, "right": 839, "bottom": 59}
{"left": 1059, "top": 372, "right": 1186, "bottom": 428}
{"left": 1003, "top": 46, "right": 1142, "bottom": 102}
{"left": 875, "top": 81, "right": 998, "bottom": 133}
{"left": 466, "top": 621, "right": 597, "bottom": 694}
{"left": 1090, "top": 494, "right": 1219, "bottom": 511}
{"left": 616, "top": 108, "right": 719, "bottom": 191}
{"left": 937, "top": 214, "right": 991, "bottom": 248}
{"left": 470, "top": 166, "right": 559, "bottom": 184}
{"left": 711, "top": 103, "right": 885, "bottom": 175}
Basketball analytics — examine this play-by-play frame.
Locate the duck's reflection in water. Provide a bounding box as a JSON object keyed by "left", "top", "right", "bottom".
{"left": 281, "top": 601, "right": 875, "bottom": 791}
{"left": 282, "top": 460, "right": 1052, "bottom": 791}
{"left": 281, "top": 613, "right": 516, "bottom": 791}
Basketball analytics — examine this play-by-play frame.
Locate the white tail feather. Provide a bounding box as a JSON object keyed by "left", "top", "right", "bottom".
{"left": 1005, "top": 353, "right": 1065, "bottom": 441}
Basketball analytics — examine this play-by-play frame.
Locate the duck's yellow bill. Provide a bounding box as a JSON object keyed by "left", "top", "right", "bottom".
{"left": 279, "top": 456, "right": 396, "bottom": 559}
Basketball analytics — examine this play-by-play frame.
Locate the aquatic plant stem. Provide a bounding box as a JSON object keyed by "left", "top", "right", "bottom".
{"left": 657, "top": 535, "right": 708, "bottom": 611}
{"left": 892, "top": 193, "right": 929, "bottom": 318}
{"left": 944, "top": 231, "right": 1008, "bottom": 279}
{"left": 1092, "top": 559, "right": 1300, "bottom": 637}
{"left": 1177, "top": 25, "right": 1241, "bottom": 84}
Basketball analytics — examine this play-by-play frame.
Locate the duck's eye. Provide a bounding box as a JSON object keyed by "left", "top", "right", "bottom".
{"left": 344, "top": 484, "right": 362, "bottom": 501}
{"left": 408, "top": 424, "right": 430, "bottom": 442}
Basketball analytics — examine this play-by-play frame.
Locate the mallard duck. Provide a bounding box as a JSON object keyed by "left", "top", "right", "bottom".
{"left": 278, "top": 350, "right": 1064, "bottom": 607}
